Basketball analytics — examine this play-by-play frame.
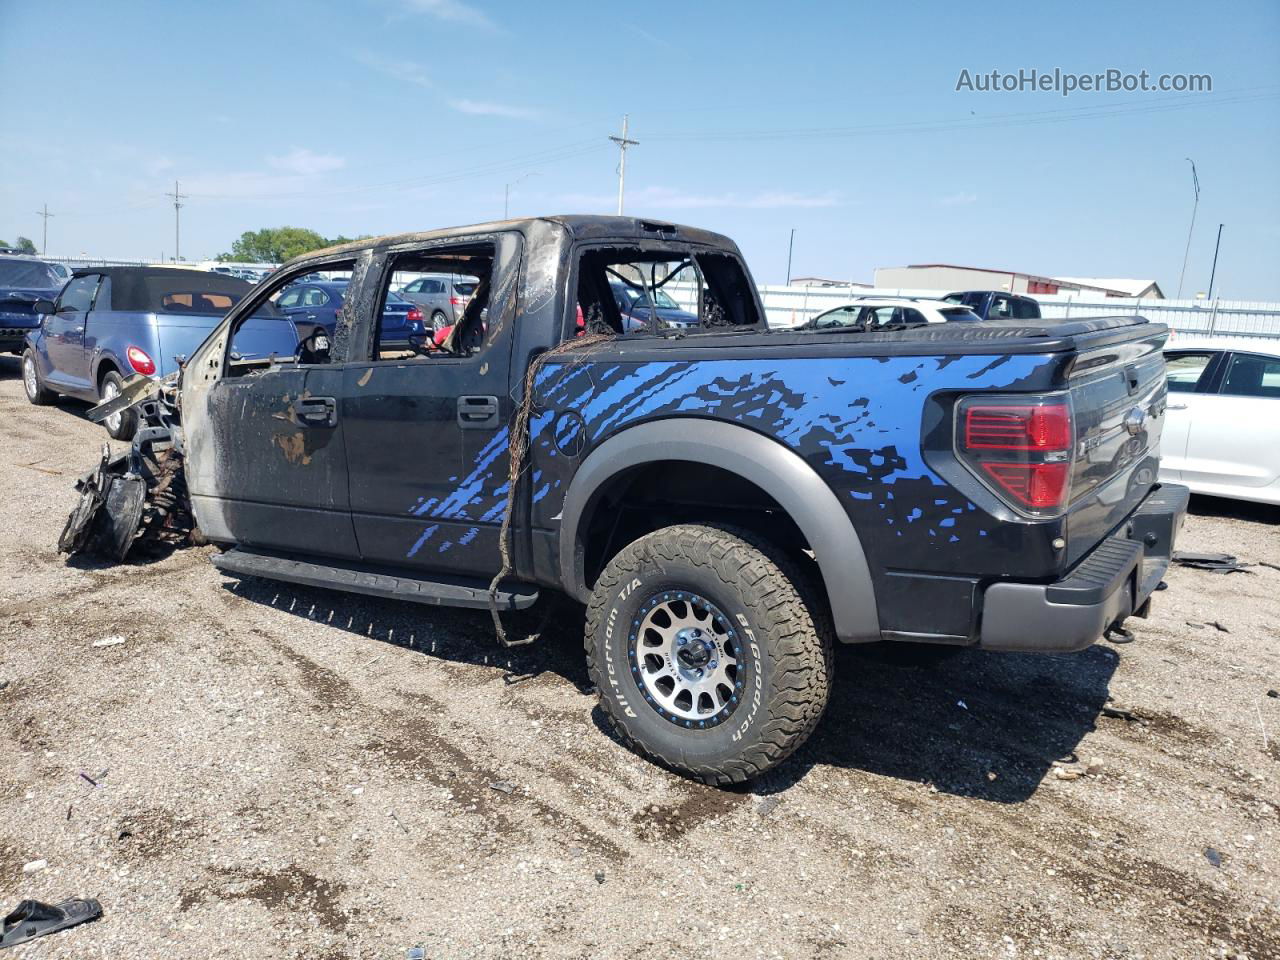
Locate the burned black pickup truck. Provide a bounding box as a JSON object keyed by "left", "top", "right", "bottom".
{"left": 66, "top": 215, "right": 1188, "bottom": 785}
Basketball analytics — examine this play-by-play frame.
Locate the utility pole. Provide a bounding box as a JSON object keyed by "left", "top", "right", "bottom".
{"left": 608, "top": 115, "right": 639, "bottom": 215}
{"left": 35, "top": 203, "right": 54, "bottom": 254}
{"left": 1176, "top": 158, "right": 1199, "bottom": 300}
{"left": 165, "top": 179, "right": 188, "bottom": 261}
{"left": 503, "top": 171, "right": 538, "bottom": 219}
{"left": 786, "top": 228, "right": 796, "bottom": 285}
{"left": 1207, "top": 223, "right": 1224, "bottom": 300}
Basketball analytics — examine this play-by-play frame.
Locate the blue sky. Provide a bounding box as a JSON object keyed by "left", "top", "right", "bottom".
{"left": 2, "top": 0, "right": 1278, "bottom": 298}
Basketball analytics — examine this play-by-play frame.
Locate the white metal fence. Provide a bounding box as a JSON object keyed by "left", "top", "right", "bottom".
{"left": 749, "top": 285, "right": 1280, "bottom": 338}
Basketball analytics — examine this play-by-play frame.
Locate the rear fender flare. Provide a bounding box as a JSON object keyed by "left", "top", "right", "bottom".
{"left": 557, "top": 418, "right": 880, "bottom": 642}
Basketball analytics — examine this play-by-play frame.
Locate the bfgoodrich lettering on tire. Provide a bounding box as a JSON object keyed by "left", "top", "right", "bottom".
{"left": 585, "top": 524, "right": 833, "bottom": 785}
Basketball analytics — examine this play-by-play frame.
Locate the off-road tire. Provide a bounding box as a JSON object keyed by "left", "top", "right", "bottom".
{"left": 22, "top": 349, "right": 56, "bottom": 405}
{"left": 99, "top": 370, "right": 137, "bottom": 441}
{"left": 585, "top": 524, "right": 833, "bottom": 785}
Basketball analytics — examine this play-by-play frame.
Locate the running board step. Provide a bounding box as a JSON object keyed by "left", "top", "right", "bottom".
{"left": 212, "top": 547, "right": 539, "bottom": 611}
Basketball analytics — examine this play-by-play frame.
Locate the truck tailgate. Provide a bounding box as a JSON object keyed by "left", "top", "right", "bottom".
{"left": 1063, "top": 320, "right": 1169, "bottom": 566}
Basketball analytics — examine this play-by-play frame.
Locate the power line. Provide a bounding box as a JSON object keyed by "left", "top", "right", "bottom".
{"left": 643, "top": 89, "right": 1279, "bottom": 143}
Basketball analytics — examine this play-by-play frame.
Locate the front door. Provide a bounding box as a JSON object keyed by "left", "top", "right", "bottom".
{"left": 43, "top": 273, "right": 99, "bottom": 392}
{"left": 1181, "top": 351, "right": 1280, "bottom": 490}
{"left": 183, "top": 258, "right": 366, "bottom": 559}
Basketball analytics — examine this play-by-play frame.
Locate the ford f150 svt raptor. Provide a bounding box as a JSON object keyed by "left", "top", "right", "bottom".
{"left": 65, "top": 216, "right": 1188, "bottom": 785}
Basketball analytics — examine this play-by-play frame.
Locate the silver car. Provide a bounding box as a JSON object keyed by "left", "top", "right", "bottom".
{"left": 397, "top": 273, "right": 477, "bottom": 331}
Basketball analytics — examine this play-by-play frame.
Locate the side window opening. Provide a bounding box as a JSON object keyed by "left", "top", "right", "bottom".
{"left": 570, "top": 246, "right": 760, "bottom": 342}
{"left": 370, "top": 244, "right": 495, "bottom": 362}
{"left": 1165, "top": 352, "right": 1214, "bottom": 393}
{"left": 222, "top": 257, "right": 359, "bottom": 377}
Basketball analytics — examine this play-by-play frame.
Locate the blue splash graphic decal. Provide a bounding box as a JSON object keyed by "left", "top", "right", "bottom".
{"left": 402, "top": 352, "right": 1051, "bottom": 559}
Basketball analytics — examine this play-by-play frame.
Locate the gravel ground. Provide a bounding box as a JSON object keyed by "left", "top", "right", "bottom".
{"left": 1, "top": 354, "right": 1278, "bottom": 960}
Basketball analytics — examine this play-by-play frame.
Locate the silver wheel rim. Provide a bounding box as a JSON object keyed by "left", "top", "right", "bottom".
{"left": 101, "top": 379, "right": 122, "bottom": 433}
{"left": 630, "top": 591, "right": 744, "bottom": 727}
{"left": 23, "top": 356, "right": 38, "bottom": 400}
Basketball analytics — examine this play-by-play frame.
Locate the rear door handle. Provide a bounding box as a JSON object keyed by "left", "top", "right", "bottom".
{"left": 295, "top": 396, "right": 337, "bottom": 427}
{"left": 457, "top": 395, "right": 499, "bottom": 429}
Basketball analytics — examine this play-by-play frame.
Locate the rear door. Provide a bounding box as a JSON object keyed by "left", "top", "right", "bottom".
{"left": 1181, "top": 351, "right": 1280, "bottom": 490}
{"left": 1159, "top": 349, "right": 1223, "bottom": 479}
{"left": 43, "top": 273, "right": 99, "bottom": 391}
{"left": 341, "top": 235, "right": 519, "bottom": 576}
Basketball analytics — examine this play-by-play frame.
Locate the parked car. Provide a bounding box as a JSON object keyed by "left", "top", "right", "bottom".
{"left": 609, "top": 280, "right": 699, "bottom": 331}
{"left": 1160, "top": 337, "right": 1280, "bottom": 505}
{"left": 801, "top": 297, "right": 981, "bottom": 330}
{"left": 22, "top": 267, "right": 301, "bottom": 439}
{"left": 942, "top": 290, "right": 1041, "bottom": 321}
{"left": 68, "top": 215, "right": 1186, "bottom": 785}
{"left": 275, "top": 280, "right": 427, "bottom": 350}
{"left": 1, "top": 256, "right": 65, "bottom": 355}
{"left": 397, "top": 273, "right": 478, "bottom": 330}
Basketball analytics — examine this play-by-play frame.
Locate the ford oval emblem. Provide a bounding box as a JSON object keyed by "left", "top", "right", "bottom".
{"left": 1123, "top": 407, "right": 1147, "bottom": 436}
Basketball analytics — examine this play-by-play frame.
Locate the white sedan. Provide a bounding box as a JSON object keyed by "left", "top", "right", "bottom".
{"left": 1160, "top": 337, "right": 1280, "bottom": 505}
{"left": 801, "top": 297, "right": 981, "bottom": 330}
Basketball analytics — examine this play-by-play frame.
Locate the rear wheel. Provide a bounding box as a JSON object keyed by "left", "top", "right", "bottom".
{"left": 98, "top": 370, "right": 137, "bottom": 441}
{"left": 22, "top": 350, "right": 56, "bottom": 405}
{"left": 430, "top": 310, "right": 448, "bottom": 332}
{"left": 585, "top": 524, "right": 833, "bottom": 785}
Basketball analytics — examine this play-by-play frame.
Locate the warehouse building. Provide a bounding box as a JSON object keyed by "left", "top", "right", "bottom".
{"left": 873, "top": 264, "right": 1164, "bottom": 299}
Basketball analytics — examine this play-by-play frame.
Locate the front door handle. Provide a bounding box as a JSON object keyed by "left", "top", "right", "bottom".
{"left": 1166, "top": 403, "right": 1188, "bottom": 411}
{"left": 457, "top": 395, "right": 499, "bottom": 429}
{"left": 295, "top": 396, "right": 337, "bottom": 427}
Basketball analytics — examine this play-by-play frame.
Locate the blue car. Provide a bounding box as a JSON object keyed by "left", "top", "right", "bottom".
{"left": 609, "top": 280, "right": 699, "bottom": 332}
{"left": 276, "top": 280, "right": 427, "bottom": 349}
{"left": 1, "top": 256, "right": 65, "bottom": 355}
{"left": 23, "top": 267, "right": 301, "bottom": 439}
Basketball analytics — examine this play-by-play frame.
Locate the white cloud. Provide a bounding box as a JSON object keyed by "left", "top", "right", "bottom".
{"left": 623, "top": 22, "right": 681, "bottom": 52}
{"left": 144, "top": 155, "right": 174, "bottom": 177}
{"left": 449, "top": 98, "right": 540, "bottom": 120}
{"left": 555, "top": 186, "right": 842, "bottom": 211}
{"left": 267, "top": 148, "right": 346, "bottom": 176}
{"left": 940, "top": 191, "right": 978, "bottom": 206}
{"left": 395, "top": 0, "right": 492, "bottom": 28}
{"left": 354, "top": 49, "right": 432, "bottom": 88}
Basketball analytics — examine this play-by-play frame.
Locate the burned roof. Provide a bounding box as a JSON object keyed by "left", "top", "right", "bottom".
{"left": 282, "top": 215, "right": 742, "bottom": 269}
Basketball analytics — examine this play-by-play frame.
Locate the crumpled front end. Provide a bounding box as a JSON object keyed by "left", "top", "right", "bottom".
{"left": 59, "top": 373, "right": 196, "bottom": 562}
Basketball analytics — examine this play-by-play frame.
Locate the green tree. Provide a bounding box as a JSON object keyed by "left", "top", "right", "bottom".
{"left": 10, "top": 237, "right": 37, "bottom": 254}
{"left": 218, "top": 227, "right": 330, "bottom": 264}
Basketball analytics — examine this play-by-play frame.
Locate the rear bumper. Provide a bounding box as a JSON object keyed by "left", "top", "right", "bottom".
{"left": 0, "top": 325, "right": 37, "bottom": 353}
{"left": 979, "top": 483, "right": 1190, "bottom": 653}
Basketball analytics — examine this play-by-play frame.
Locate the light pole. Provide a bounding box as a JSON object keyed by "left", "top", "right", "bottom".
{"left": 1207, "top": 224, "right": 1224, "bottom": 300}
{"left": 786, "top": 228, "right": 796, "bottom": 285}
{"left": 1176, "top": 158, "right": 1199, "bottom": 300}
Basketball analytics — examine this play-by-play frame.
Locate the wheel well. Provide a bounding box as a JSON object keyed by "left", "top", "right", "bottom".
{"left": 580, "top": 460, "right": 827, "bottom": 608}
{"left": 95, "top": 357, "right": 119, "bottom": 389}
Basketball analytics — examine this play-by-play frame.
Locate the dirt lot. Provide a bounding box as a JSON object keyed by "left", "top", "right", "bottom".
{"left": 0, "top": 356, "right": 1277, "bottom": 960}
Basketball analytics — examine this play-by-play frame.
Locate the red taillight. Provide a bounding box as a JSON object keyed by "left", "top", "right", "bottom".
{"left": 126, "top": 345, "right": 156, "bottom": 375}
{"left": 965, "top": 404, "right": 1071, "bottom": 450}
{"left": 450, "top": 296, "right": 462, "bottom": 307}
{"left": 956, "top": 396, "right": 1073, "bottom": 515}
{"left": 981, "top": 462, "right": 1070, "bottom": 509}
{"left": 406, "top": 307, "right": 423, "bottom": 323}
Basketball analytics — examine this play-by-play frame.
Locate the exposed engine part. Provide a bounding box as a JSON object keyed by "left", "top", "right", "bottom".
{"left": 59, "top": 373, "right": 195, "bottom": 563}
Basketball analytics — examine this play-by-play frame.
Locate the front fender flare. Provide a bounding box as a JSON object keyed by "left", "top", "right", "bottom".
{"left": 558, "top": 418, "right": 880, "bottom": 643}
